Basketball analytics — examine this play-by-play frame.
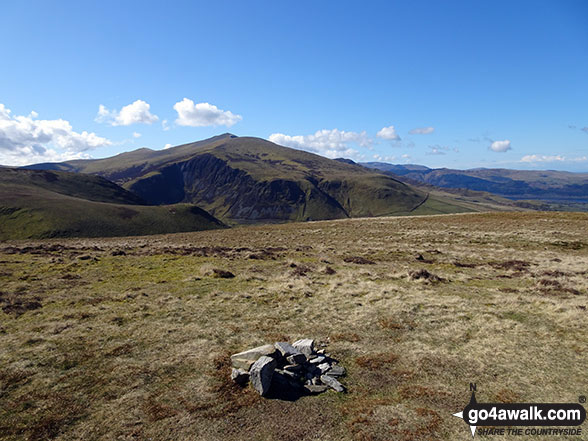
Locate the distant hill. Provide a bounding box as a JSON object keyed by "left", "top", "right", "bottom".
{"left": 23, "top": 134, "right": 489, "bottom": 224}
{"left": 0, "top": 168, "right": 225, "bottom": 240}
{"left": 363, "top": 162, "right": 588, "bottom": 203}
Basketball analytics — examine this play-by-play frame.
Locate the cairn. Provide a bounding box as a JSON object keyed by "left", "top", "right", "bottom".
{"left": 230, "top": 339, "right": 346, "bottom": 396}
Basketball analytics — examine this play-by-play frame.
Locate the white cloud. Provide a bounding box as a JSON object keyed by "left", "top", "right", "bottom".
{"left": 96, "top": 100, "right": 159, "bottom": 126}
{"left": 520, "top": 154, "right": 564, "bottom": 163}
{"left": 0, "top": 103, "right": 110, "bottom": 165}
{"left": 372, "top": 153, "right": 397, "bottom": 162}
{"left": 520, "top": 154, "right": 587, "bottom": 163}
{"left": 132, "top": 132, "right": 141, "bottom": 138}
{"left": 162, "top": 119, "right": 170, "bottom": 131}
{"left": 376, "top": 125, "right": 400, "bottom": 141}
{"left": 173, "top": 98, "right": 242, "bottom": 127}
{"left": 163, "top": 143, "right": 173, "bottom": 150}
{"left": 269, "top": 128, "right": 371, "bottom": 159}
{"left": 426, "top": 145, "right": 447, "bottom": 155}
{"left": 489, "top": 140, "right": 512, "bottom": 152}
{"left": 409, "top": 127, "right": 434, "bottom": 135}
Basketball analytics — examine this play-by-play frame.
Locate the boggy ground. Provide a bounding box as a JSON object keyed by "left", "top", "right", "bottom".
{"left": 0, "top": 211, "right": 586, "bottom": 441}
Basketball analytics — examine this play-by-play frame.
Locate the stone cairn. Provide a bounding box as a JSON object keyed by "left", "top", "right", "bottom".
{"left": 230, "top": 339, "right": 346, "bottom": 396}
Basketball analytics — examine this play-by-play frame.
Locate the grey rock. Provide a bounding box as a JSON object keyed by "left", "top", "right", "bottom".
{"left": 231, "top": 344, "right": 277, "bottom": 370}
{"left": 274, "top": 342, "right": 301, "bottom": 357}
{"left": 286, "top": 353, "right": 306, "bottom": 365}
{"left": 327, "top": 365, "right": 346, "bottom": 377}
{"left": 277, "top": 368, "right": 298, "bottom": 380}
{"left": 320, "top": 374, "right": 345, "bottom": 392}
{"left": 304, "top": 384, "right": 328, "bottom": 394}
{"left": 317, "top": 362, "right": 331, "bottom": 373}
{"left": 292, "top": 338, "right": 315, "bottom": 357}
{"left": 309, "top": 355, "right": 326, "bottom": 364}
{"left": 250, "top": 356, "right": 277, "bottom": 396}
{"left": 230, "top": 368, "right": 249, "bottom": 386}
{"left": 283, "top": 364, "right": 303, "bottom": 373}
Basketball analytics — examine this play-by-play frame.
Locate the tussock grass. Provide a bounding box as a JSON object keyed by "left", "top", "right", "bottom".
{"left": 0, "top": 212, "right": 586, "bottom": 440}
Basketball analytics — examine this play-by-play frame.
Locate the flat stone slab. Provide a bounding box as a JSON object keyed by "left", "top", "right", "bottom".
{"left": 274, "top": 342, "right": 301, "bottom": 357}
{"left": 231, "top": 344, "right": 277, "bottom": 370}
{"left": 292, "top": 338, "right": 315, "bottom": 357}
{"left": 327, "top": 365, "right": 346, "bottom": 377}
{"left": 309, "top": 355, "right": 326, "bottom": 364}
{"left": 321, "top": 374, "right": 345, "bottom": 392}
{"left": 317, "top": 362, "right": 331, "bottom": 373}
{"left": 304, "top": 384, "right": 328, "bottom": 394}
{"left": 250, "top": 356, "right": 277, "bottom": 396}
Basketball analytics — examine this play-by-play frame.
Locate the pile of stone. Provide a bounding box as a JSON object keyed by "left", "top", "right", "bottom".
{"left": 230, "top": 339, "right": 346, "bottom": 396}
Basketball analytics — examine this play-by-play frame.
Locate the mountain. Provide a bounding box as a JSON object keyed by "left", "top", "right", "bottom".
{"left": 0, "top": 168, "right": 225, "bottom": 240}
{"left": 362, "top": 162, "right": 588, "bottom": 203}
{"left": 23, "top": 134, "right": 491, "bottom": 224}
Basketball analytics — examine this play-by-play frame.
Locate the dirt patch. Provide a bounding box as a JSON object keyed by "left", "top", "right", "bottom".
{"left": 408, "top": 269, "right": 446, "bottom": 283}
{"left": 344, "top": 256, "right": 376, "bottom": 265}
{"left": 453, "top": 261, "right": 478, "bottom": 268}
{"left": 490, "top": 260, "right": 532, "bottom": 271}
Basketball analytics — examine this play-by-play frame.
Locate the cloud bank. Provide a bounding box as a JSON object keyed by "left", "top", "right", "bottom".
{"left": 269, "top": 128, "right": 371, "bottom": 159}
{"left": 0, "top": 103, "right": 110, "bottom": 165}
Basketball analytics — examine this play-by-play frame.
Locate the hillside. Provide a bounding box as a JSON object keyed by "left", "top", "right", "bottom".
{"left": 0, "top": 168, "right": 225, "bottom": 240}
{"left": 363, "top": 162, "right": 588, "bottom": 203}
{"left": 24, "top": 135, "right": 495, "bottom": 224}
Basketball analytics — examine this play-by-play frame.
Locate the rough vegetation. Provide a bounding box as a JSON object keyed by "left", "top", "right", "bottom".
{"left": 0, "top": 211, "right": 586, "bottom": 440}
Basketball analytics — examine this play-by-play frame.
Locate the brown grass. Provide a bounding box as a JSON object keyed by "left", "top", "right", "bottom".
{"left": 0, "top": 211, "right": 587, "bottom": 440}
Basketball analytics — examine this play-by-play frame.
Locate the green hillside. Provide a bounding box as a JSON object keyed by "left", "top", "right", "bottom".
{"left": 26, "top": 134, "right": 482, "bottom": 224}
{"left": 0, "top": 168, "right": 225, "bottom": 240}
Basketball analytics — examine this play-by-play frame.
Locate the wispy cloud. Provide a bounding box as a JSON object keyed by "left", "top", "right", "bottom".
{"left": 96, "top": 100, "right": 159, "bottom": 126}
{"left": 408, "top": 126, "right": 434, "bottom": 135}
{"left": 520, "top": 154, "right": 587, "bottom": 163}
{"left": 426, "top": 145, "right": 449, "bottom": 155}
{"left": 173, "top": 98, "right": 242, "bottom": 127}
{"left": 372, "top": 153, "right": 397, "bottom": 162}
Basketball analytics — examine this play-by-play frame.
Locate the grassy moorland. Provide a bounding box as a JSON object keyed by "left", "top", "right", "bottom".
{"left": 0, "top": 211, "right": 586, "bottom": 440}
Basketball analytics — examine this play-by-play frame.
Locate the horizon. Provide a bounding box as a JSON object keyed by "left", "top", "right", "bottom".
{"left": 1, "top": 1, "right": 587, "bottom": 172}
{"left": 6, "top": 132, "right": 588, "bottom": 174}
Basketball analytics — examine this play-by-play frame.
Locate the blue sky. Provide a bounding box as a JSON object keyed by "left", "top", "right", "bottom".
{"left": 1, "top": 0, "right": 587, "bottom": 170}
